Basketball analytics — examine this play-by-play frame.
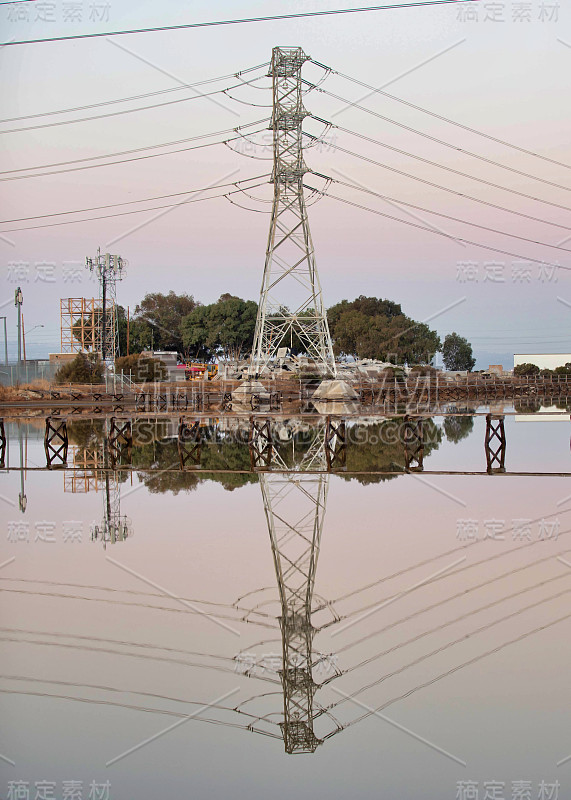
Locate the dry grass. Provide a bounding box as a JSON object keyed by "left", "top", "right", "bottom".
{"left": 0, "top": 379, "right": 52, "bottom": 402}
{"left": 0, "top": 385, "right": 17, "bottom": 401}
{"left": 20, "top": 379, "right": 51, "bottom": 392}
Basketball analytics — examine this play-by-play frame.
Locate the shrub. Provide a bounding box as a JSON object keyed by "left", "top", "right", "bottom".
{"left": 409, "top": 365, "right": 438, "bottom": 377}
{"left": 514, "top": 362, "right": 540, "bottom": 377}
{"left": 115, "top": 354, "right": 168, "bottom": 383}
{"left": 55, "top": 353, "right": 104, "bottom": 385}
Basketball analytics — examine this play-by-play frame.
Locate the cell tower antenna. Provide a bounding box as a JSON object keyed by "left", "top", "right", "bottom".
{"left": 250, "top": 47, "right": 336, "bottom": 377}
{"left": 91, "top": 420, "right": 133, "bottom": 548}
{"left": 85, "top": 248, "right": 126, "bottom": 361}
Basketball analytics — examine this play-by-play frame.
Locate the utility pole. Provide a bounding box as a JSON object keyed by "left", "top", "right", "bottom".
{"left": 18, "top": 422, "right": 27, "bottom": 513}
{"left": 91, "top": 421, "right": 132, "bottom": 547}
{"left": 14, "top": 286, "right": 23, "bottom": 365}
{"left": 85, "top": 248, "right": 125, "bottom": 362}
{"left": 250, "top": 47, "right": 335, "bottom": 377}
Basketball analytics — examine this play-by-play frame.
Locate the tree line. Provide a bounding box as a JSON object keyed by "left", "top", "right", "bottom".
{"left": 74, "top": 291, "right": 477, "bottom": 370}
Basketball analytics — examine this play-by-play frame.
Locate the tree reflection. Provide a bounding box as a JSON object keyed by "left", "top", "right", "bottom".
{"left": 65, "top": 416, "right": 447, "bottom": 494}
{"left": 443, "top": 409, "right": 475, "bottom": 444}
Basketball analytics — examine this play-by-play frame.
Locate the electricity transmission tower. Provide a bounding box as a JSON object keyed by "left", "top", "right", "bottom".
{"left": 254, "top": 420, "right": 342, "bottom": 753}
{"left": 250, "top": 47, "right": 335, "bottom": 377}
{"left": 85, "top": 248, "right": 125, "bottom": 361}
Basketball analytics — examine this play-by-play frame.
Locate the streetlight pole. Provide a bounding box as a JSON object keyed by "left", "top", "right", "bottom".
{"left": 18, "top": 422, "right": 27, "bottom": 513}
{"left": 23, "top": 323, "right": 44, "bottom": 364}
{"left": 14, "top": 287, "right": 23, "bottom": 365}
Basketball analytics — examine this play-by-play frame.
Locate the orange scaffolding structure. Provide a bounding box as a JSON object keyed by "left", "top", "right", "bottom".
{"left": 60, "top": 297, "right": 116, "bottom": 355}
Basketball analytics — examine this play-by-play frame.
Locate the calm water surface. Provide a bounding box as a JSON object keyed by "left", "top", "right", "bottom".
{"left": 1, "top": 409, "right": 570, "bottom": 800}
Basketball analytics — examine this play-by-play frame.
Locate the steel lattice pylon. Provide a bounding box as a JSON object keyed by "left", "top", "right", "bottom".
{"left": 256, "top": 420, "right": 343, "bottom": 754}
{"left": 262, "top": 471, "right": 328, "bottom": 753}
{"left": 250, "top": 47, "right": 335, "bottom": 377}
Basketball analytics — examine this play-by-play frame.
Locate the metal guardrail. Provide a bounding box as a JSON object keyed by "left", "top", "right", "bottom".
{"left": 111, "top": 371, "right": 141, "bottom": 393}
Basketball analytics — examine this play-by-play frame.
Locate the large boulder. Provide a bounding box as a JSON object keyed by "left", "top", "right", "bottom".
{"left": 312, "top": 379, "right": 358, "bottom": 401}
{"left": 231, "top": 379, "right": 270, "bottom": 406}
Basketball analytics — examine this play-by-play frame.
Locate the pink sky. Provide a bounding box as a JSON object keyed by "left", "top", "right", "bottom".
{"left": 0, "top": 1, "right": 569, "bottom": 366}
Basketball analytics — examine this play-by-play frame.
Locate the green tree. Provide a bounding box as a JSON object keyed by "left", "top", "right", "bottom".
{"left": 442, "top": 332, "right": 476, "bottom": 371}
{"left": 179, "top": 304, "right": 212, "bottom": 360}
{"left": 127, "top": 317, "right": 154, "bottom": 354}
{"left": 131, "top": 426, "right": 256, "bottom": 494}
{"left": 133, "top": 292, "right": 198, "bottom": 353}
{"left": 181, "top": 294, "right": 257, "bottom": 361}
{"left": 514, "top": 362, "right": 540, "bottom": 376}
{"left": 55, "top": 353, "right": 104, "bottom": 384}
{"left": 327, "top": 296, "right": 440, "bottom": 364}
{"left": 326, "top": 309, "right": 369, "bottom": 359}
{"left": 342, "top": 418, "right": 443, "bottom": 485}
{"left": 115, "top": 354, "right": 167, "bottom": 382}
{"left": 116, "top": 305, "right": 128, "bottom": 356}
{"left": 443, "top": 410, "right": 475, "bottom": 444}
{"left": 71, "top": 304, "right": 129, "bottom": 356}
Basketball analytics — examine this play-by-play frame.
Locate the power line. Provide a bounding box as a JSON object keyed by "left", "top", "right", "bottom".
{"left": 318, "top": 509, "right": 569, "bottom": 614}
{"left": 333, "top": 573, "right": 570, "bottom": 684}
{"left": 307, "top": 137, "right": 571, "bottom": 230}
{"left": 0, "top": 587, "right": 275, "bottom": 628}
{"left": 0, "top": 120, "right": 266, "bottom": 175}
{"left": 1, "top": 2, "right": 480, "bottom": 47}
{"left": 469, "top": 340, "right": 571, "bottom": 345}
{"left": 0, "top": 180, "right": 269, "bottom": 233}
{"left": 0, "top": 174, "right": 269, "bottom": 223}
{"left": 326, "top": 586, "right": 571, "bottom": 716}
{"left": 320, "top": 515, "right": 571, "bottom": 629}
{"left": 0, "top": 688, "right": 281, "bottom": 740}
{"left": 0, "top": 675, "right": 280, "bottom": 729}
{"left": 0, "top": 131, "right": 267, "bottom": 182}
{"left": 332, "top": 547, "right": 569, "bottom": 657}
{"left": 0, "top": 677, "right": 281, "bottom": 722}
{"left": 308, "top": 89, "right": 571, "bottom": 198}
{"left": 326, "top": 175, "right": 571, "bottom": 253}
{"left": 453, "top": 328, "right": 568, "bottom": 333}
{"left": 325, "top": 123, "right": 571, "bottom": 214}
{"left": 313, "top": 187, "right": 571, "bottom": 271}
{"left": 312, "top": 62, "right": 571, "bottom": 171}
{"left": 326, "top": 608, "right": 571, "bottom": 739}
{"left": 0, "top": 637, "right": 277, "bottom": 682}
{"left": 0, "top": 62, "right": 268, "bottom": 123}
{"left": 0, "top": 626, "right": 239, "bottom": 667}
{"left": 0, "top": 578, "right": 275, "bottom": 622}
{"left": 0, "top": 76, "right": 264, "bottom": 134}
